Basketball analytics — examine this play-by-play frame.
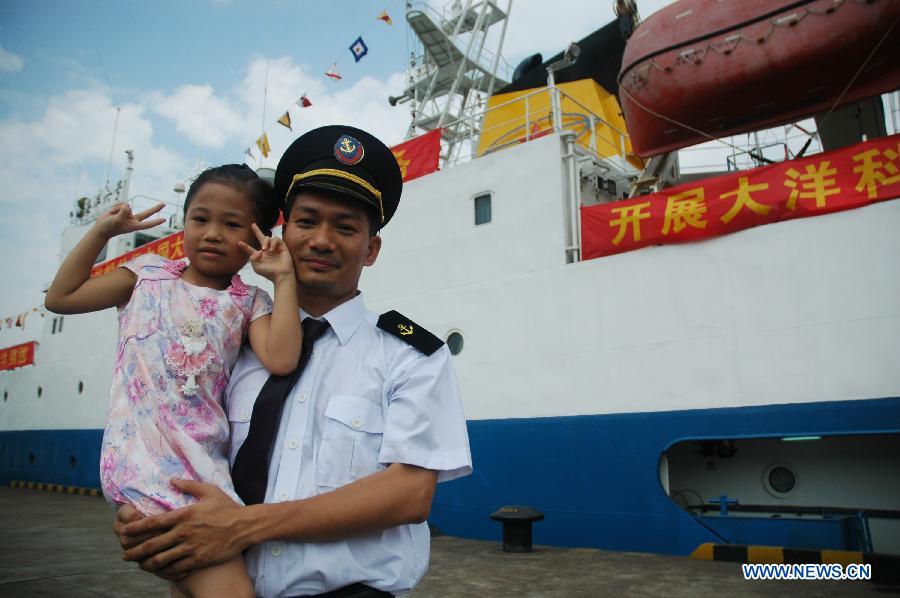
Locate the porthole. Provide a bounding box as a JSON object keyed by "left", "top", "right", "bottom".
{"left": 763, "top": 462, "right": 798, "bottom": 498}
{"left": 3, "top": 390, "right": 7, "bottom": 402}
{"left": 70, "top": 455, "right": 78, "bottom": 468}
{"left": 37, "top": 386, "right": 42, "bottom": 398}
{"left": 447, "top": 332, "right": 464, "bottom": 355}
{"left": 77, "top": 381, "right": 84, "bottom": 394}
{"left": 28, "top": 453, "right": 35, "bottom": 465}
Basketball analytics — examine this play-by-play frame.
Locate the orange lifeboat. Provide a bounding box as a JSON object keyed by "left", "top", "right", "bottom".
{"left": 618, "top": 0, "right": 900, "bottom": 157}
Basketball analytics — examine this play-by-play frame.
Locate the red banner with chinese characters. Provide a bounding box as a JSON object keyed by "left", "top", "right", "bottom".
{"left": 0, "top": 341, "right": 36, "bottom": 371}
{"left": 390, "top": 129, "right": 441, "bottom": 182}
{"left": 90, "top": 231, "right": 185, "bottom": 278}
{"left": 581, "top": 134, "right": 900, "bottom": 260}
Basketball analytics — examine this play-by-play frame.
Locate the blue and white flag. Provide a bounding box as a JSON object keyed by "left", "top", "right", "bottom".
{"left": 349, "top": 36, "right": 368, "bottom": 62}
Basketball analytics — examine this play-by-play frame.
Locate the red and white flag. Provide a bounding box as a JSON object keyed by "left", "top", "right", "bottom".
{"left": 325, "top": 63, "right": 342, "bottom": 80}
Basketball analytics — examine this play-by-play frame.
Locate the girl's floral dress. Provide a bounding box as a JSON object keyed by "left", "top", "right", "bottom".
{"left": 100, "top": 253, "right": 272, "bottom": 515}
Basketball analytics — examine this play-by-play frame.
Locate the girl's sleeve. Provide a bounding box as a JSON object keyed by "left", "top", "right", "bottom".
{"left": 121, "top": 252, "right": 165, "bottom": 276}
{"left": 249, "top": 288, "right": 273, "bottom": 322}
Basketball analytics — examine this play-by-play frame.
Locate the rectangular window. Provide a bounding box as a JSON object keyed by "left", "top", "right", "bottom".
{"left": 474, "top": 193, "right": 491, "bottom": 225}
{"left": 134, "top": 233, "right": 156, "bottom": 249}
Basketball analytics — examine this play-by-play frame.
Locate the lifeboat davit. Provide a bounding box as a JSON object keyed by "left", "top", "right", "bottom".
{"left": 618, "top": 0, "right": 900, "bottom": 157}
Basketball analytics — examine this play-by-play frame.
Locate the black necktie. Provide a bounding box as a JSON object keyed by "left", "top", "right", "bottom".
{"left": 232, "top": 317, "right": 330, "bottom": 505}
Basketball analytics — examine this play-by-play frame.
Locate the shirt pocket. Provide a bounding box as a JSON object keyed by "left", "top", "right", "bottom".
{"left": 226, "top": 390, "right": 257, "bottom": 466}
{"left": 315, "top": 395, "right": 385, "bottom": 489}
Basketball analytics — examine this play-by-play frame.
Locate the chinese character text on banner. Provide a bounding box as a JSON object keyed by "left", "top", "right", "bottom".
{"left": 581, "top": 134, "right": 900, "bottom": 260}
{"left": 90, "top": 231, "right": 186, "bottom": 278}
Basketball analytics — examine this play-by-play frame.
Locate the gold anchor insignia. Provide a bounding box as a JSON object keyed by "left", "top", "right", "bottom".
{"left": 398, "top": 324, "right": 414, "bottom": 336}
{"left": 340, "top": 138, "right": 355, "bottom": 153}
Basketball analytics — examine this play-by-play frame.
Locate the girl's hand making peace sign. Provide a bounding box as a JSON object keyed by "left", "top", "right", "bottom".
{"left": 240, "top": 223, "right": 295, "bottom": 283}
{"left": 95, "top": 203, "right": 167, "bottom": 239}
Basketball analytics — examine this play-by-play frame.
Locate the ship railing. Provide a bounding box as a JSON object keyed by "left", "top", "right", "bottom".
{"left": 440, "top": 85, "right": 635, "bottom": 172}
{"left": 888, "top": 90, "right": 900, "bottom": 136}
{"left": 724, "top": 142, "right": 792, "bottom": 172}
{"left": 675, "top": 124, "right": 842, "bottom": 175}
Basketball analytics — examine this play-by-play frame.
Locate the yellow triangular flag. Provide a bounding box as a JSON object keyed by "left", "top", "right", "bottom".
{"left": 377, "top": 10, "right": 392, "bottom": 25}
{"left": 256, "top": 133, "right": 271, "bottom": 158}
{"left": 277, "top": 111, "right": 292, "bottom": 131}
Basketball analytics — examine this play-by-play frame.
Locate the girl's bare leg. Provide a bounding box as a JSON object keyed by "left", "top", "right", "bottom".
{"left": 173, "top": 556, "right": 254, "bottom": 598}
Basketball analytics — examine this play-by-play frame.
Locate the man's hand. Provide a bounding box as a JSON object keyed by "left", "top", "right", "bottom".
{"left": 114, "top": 504, "right": 152, "bottom": 550}
{"left": 114, "top": 504, "right": 187, "bottom": 582}
{"left": 120, "top": 479, "right": 249, "bottom": 577}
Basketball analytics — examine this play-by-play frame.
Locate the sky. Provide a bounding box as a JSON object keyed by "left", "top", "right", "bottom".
{"left": 0, "top": 0, "right": 674, "bottom": 343}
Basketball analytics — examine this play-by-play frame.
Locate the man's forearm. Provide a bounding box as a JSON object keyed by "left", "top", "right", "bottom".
{"left": 119, "top": 464, "right": 438, "bottom": 575}
{"left": 241, "top": 463, "right": 437, "bottom": 547}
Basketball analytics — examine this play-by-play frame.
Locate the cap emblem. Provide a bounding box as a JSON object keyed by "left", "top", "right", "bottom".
{"left": 334, "top": 135, "right": 365, "bottom": 165}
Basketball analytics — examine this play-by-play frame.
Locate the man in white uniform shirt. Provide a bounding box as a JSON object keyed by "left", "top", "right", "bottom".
{"left": 116, "top": 125, "right": 472, "bottom": 597}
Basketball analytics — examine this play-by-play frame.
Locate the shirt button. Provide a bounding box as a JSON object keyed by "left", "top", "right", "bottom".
{"left": 351, "top": 418, "right": 362, "bottom": 429}
{"left": 288, "top": 439, "right": 298, "bottom": 450}
{"left": 279, "top": 492, "right": 288, "bottom": 501}
{"left": 296, "top": 394, "right": 306, "bottom": 403}
{"left": 271, "top": 546, "right": 282, "bottom": 556}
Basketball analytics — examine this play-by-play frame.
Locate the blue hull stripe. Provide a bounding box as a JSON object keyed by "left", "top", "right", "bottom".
{"left": 3, "top": 397, "right": 898, "bottom": 554}
{"left": 0, "top": 429, "right": 103, "bottom": 489}
{"left": 431, "top": 396, "right": 900, "bottom": 554}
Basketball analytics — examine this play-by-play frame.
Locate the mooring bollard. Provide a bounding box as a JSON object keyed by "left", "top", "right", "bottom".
{"left": 490, "top": 505, "right": 544, "bottom": 552}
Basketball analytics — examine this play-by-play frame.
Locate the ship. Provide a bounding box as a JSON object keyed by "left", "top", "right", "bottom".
{"left": 1, "top": 0, "right": 899, "bottom": 560}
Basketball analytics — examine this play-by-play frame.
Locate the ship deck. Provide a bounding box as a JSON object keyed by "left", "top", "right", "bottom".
{"left": 1, "top": 487, "right": 891, "bottom": 597}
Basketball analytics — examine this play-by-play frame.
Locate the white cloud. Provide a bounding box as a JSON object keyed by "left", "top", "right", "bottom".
{"left": 0, "top": 46, "right": 23, "bottom": 73}
{"left": 154, "top": 55, "right": 411, "bottom": 167}
{"left": 149, "top": 84, "right": 244, "bottom": 148}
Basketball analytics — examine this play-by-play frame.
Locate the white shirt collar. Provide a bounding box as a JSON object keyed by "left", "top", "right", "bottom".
{"left": 299, "top": 292, "right": 367, "bottom": 346}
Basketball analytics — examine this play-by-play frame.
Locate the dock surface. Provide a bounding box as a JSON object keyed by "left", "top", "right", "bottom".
{"left": 1, "top": 487, "right": 891, "bottom": 597}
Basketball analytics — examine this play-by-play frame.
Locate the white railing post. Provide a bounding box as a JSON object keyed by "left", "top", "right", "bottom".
{"left": 549, "top": 72, "right": 562, "bottom": 135}
{"left": 525, "top": 95, "right": 530, "bottom": 141}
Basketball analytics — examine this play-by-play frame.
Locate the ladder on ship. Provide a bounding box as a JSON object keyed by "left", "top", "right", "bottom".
{"left": 390, "top": 0, "right": 513, "bottom": 165}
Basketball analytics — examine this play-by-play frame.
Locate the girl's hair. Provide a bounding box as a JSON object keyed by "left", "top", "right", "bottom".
{"left": 183, "top": 164, "right": 279, "bottom": 236}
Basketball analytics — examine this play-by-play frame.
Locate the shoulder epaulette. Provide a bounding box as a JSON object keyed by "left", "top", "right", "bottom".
{"left": 377, "top": 310, "right": 444, "bottom": 356}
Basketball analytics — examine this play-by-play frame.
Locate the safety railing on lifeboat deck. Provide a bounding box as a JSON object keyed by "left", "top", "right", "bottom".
{"left": 439, "top": 85, "right": 636, "bottom": 172}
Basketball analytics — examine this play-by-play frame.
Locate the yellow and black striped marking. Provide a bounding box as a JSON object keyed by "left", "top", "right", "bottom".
{"left": 690, "top": 542, "right": 900, "bottom": 585}
{"left": 10, "top": 479, "right": 101, "bottom": 498}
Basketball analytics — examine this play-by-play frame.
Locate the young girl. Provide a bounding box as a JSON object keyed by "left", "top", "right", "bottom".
{"left": 45, "top": 164, "right": 301, "bottom": 598}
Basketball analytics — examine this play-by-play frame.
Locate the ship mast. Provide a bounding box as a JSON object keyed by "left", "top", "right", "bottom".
{"left": 390, "top": 0, "right": 512, "bottom": 166}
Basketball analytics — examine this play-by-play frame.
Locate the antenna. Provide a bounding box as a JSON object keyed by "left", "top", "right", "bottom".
{"left": 105, "top": 107, "right": 121, "bottom": 185}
